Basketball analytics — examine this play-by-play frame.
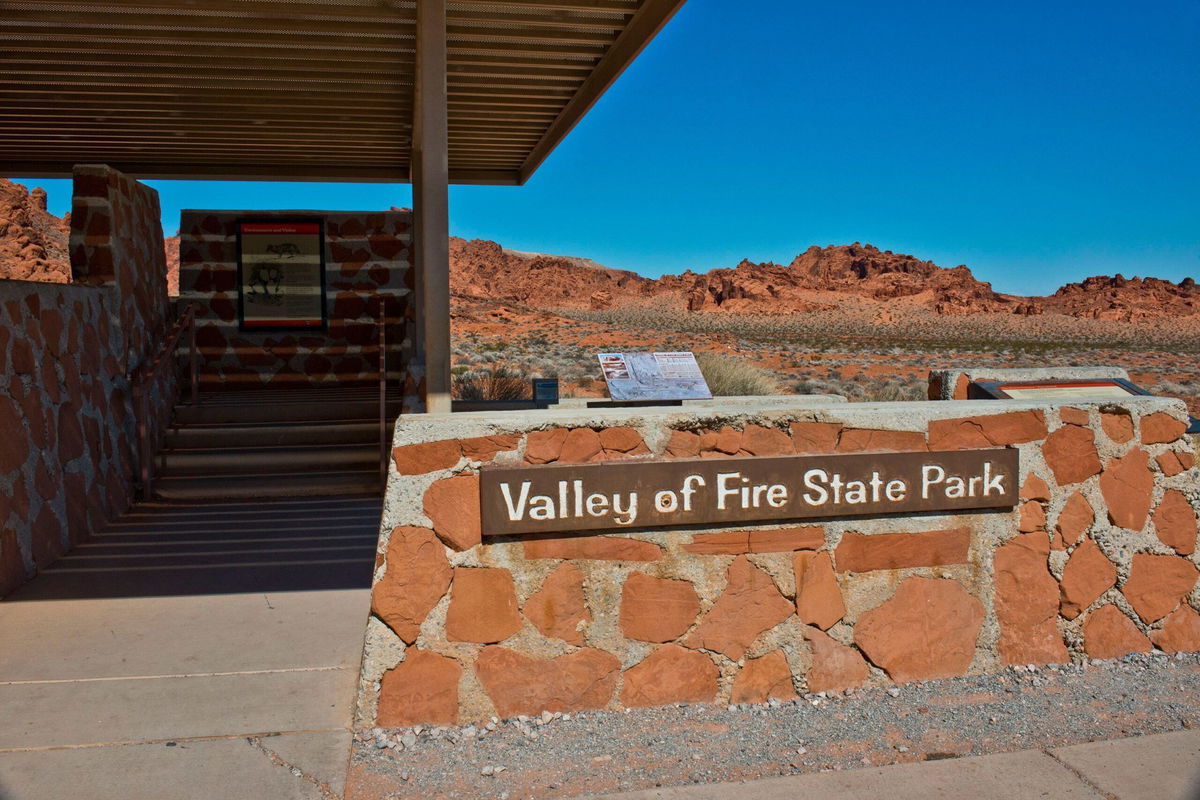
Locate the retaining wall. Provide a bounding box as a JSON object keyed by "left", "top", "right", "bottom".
{"left": 356, "top": 396, "right": 1200, "bottom": 727}
{"left": 178, "top": 209, "right": 417, "bottom": 402}
{"left": 1, "top": 165, "right": 168, "bottom": 595}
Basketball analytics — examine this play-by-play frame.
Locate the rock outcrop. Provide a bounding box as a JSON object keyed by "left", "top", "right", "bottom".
{"left": 0, "top": 178, "right": 71, "bottom": 283}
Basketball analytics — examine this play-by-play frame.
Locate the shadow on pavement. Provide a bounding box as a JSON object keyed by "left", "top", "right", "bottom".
{"left": 5, "top": 495, "right": 381, "bottom": 601}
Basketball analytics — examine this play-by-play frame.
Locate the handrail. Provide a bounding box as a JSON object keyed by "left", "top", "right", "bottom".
{"left": 377, "top": 294, "right": 389, "bottom": 487}
{"left": 133, "top": 302, "right": 200, "bottom": 500}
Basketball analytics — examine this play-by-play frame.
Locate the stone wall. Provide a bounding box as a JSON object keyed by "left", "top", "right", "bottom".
{"left": 1, "top": 165, "right": 169, "bottom": 596}
{"left": 178, "top": 209, "right": 416, "bottom": 401}
{"left": 356, "top": 397, "right": 1200, "bottom": 727}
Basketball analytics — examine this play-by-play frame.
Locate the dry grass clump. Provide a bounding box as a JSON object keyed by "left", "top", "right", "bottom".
{"left": 695, "top": 352, "right": 781, "bottom": 396}
{"left": 452, "top": 364, "right": 529, "bottom": 401}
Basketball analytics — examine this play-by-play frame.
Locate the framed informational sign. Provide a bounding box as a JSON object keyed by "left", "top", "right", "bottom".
{"left": 236, "top": 219, "right": 327, "bottom": 331}
{"left": 970, "top": 378, "right": 1149, "bottom": 401}
{"left": 597, "top": 352, "right": 712, "bottom": 402}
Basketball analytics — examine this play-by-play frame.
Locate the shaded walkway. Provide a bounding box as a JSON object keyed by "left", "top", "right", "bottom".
{"left": 0, "top": 495, "right": 379, "bottom": 800}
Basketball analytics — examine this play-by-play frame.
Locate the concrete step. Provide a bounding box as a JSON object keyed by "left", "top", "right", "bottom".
{"left": 159, "top": 443, "right": 381, "bottom": 476}
{"left": 174, "top": 399, "right": 402, "bottom": 425}
{"left": 153, "top": 470, "right": 382, "bottom": 501}
{"left": 164, "top": 420, "right": 385, "bottom": 450}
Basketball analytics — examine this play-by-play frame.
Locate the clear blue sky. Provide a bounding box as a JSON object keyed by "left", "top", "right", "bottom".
{"left": 19, "top": 0, "right": 1200, "bottom": 296}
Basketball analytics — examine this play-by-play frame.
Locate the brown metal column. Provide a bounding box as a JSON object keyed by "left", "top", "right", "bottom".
{"left": 412, "top": 0, "right": 452, "bottom": 414}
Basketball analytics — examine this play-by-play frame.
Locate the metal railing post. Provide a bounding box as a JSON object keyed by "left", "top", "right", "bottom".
{"left": 188, "top": 305, "right": 199, "bottom": 405}
{"left": 136, "top": 379, "right": 151, "bottom": 500}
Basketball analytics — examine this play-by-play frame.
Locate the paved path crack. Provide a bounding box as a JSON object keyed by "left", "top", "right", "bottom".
{"left": 249, "top": 735, "right": 342, "bottom": 800}
{"left": 1042, "top": 749, "right": 1118, "bottom": 800}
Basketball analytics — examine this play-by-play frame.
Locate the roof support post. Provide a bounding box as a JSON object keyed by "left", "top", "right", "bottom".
{"left": 413, "top": 0, "right": 452, "bottom": 414}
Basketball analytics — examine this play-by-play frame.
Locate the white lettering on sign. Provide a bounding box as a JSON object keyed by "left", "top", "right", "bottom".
{"left": 922, "top": 462, "right": 1006, "bottom": 500}
{"left": 499, "top": 479, "right": 639, "bottom": 526}
{"left": 481, "top": 449, "right": 1019, "bottom": 535}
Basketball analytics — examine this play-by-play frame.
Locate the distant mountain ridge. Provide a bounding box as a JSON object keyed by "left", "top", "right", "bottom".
{"left": 449, "top": 235, "right": 1198, "bottom": 320}
{"left": 2, "top": 179, "right": 1196, "bottom": 322}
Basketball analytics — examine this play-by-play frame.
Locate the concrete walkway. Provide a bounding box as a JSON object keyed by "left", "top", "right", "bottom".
{"left": 596, "top": 728, "right": 1200, "bottom": 800}
{"left": 0, "top": 496, "right": 379, "bottom": 800}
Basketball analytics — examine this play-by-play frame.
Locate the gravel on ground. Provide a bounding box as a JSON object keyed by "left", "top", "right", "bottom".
{"left": 346, "top": 652, "right": 1200, "bottom": 799}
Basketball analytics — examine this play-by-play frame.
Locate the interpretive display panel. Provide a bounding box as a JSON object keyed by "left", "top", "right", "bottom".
{"left": 597, "top": 351, "right": 712, "bottom": 402}
{"left": 970, "top": 378, "right": 1148, "bottom": 401}
{"left": 237, "top": 220, "right": 327, "bottom": 331}
{"left": 481, "top": 448, "right": 1019, "bottom": 535}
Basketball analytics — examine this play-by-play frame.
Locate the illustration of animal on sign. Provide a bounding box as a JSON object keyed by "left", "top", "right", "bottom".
{"left": 267, "top": 242, "right": 300, "bottom": 258}
{"left": 246, "top": 250, "right": 287, "bottom": 303}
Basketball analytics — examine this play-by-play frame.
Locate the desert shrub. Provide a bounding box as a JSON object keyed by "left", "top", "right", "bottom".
{"left": 453, "top": 364, "right": 529, "bottom": 401}
{"left": 695, "top": 352, "right": 781, "bottom": 396}
{"left": 862, "top": 378, "right": 926, "bottom": 402}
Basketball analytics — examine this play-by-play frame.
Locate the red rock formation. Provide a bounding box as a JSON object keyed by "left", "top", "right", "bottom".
{"left": 1044, "top": 274, "right": 1200, "bottom": 321}
{"left": 0, "top": 179, "right": 71, "bottom": 283}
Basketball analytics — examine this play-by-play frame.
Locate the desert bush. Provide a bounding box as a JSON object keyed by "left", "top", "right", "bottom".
{"left": 695, "top": 352, "right": 781, "bottom": 396}
{"left": 453, "top": 364, "right": 529, "bottom": 401}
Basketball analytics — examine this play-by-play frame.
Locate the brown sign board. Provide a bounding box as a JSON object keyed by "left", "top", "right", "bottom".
{"left": 479, "top": 449, "right": 1019, "bottom": 536}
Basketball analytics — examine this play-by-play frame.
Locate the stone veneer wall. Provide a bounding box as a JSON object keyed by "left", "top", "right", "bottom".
{"left": 356, "top": 397, "right": 1200, "bottom": 727}
{"left": 178, "top": 209, "right": 417, "bottom": 402}
{"left": 1, "top": 165, "right": 169, "bottom": 596}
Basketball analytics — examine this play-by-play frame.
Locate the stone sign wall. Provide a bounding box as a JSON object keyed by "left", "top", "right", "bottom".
{"left": 1, "top": 165, "right": 169, "bottom": 596}
{"left": 178, "top": 208, "right": 418, "bottom": 405}
{"left": 356, "top": 397, "right": 1200, "bottom": 727}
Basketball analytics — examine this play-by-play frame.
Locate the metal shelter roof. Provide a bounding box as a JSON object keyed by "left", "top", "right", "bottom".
{"left": 0, "top": 0, "right": 685, "bottom": 184}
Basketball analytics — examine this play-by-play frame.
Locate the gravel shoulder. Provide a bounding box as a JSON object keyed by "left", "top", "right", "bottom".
{"left": 346, "top": 652, "right": 1200, "bottom": 800}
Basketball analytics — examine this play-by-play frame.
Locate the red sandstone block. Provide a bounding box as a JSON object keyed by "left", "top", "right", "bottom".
{"left": 790, "top": 422, "right": 843, "bottom": 453}
{"left": 1141, "top": 412, "right": 1187, "bottom": 444}
{"left": 445, "top": 567, "right": 522, "bottom": 643}
{"left": 1122, "top": 554, "right": 1198, "bottom": 623}
{"left": 619, "top": 572, "right": 700, "bottom": 643}
{"left": 740, "top": 424, "right": 792, "bottom": 456}
{"left": 928, "top": 410, "right": 1047, "bottom": 450}
{"left": 1156, "top": 450, "right": 1195, "bottom": 477}
{"left": 1083, "top": 605, "right": 1151, "bottom": 659}
{"left": 1059, "top": 407, "right": 1090, "bottom": 426}
{"left": 1154, "top": 489, "right": 1198, "bottom": 555}
{"left": 1101, "top": 411, "right": 1134, "bottom": 444}
{"left": 794, "top": 551, "right": 845, "bottom": 630}
{"left": 683, "top": 556, "right": 792, "bottom": 661}
{"left": 525, "top": 429, "right": 568, "bottom": 464}
{"left": 730, "top": 650, "right": 797, "bottom": 704}
{"left": 377, "top": 650, "right": 461, "bottom": 727}
{"left": 682, "top": 527, "right": 823, "bottom": 555}
{"left": 523, "top": 535, "right": 662, "bottom": 561}
{"left": 423, "top": 474, "right": 481, "bottom": 551}
{"left": 804, "top": 627, "right": 870, "bottom": 693}
{"left": 834, "top": 528, "right": 970, "bottom": 572}
{"left": 393, "top": 439, "right": 461, "bottom": 475}
{"left": 523, "top": 563, "right": 589, "bottom": 645}
{"left": 853, "top": 577, "right": 983, "bottom": 682}
{"left": 475, "top": 646, "right": 619, "bottom": 718}
{"left": 371, "top": 526, "right": 452, "bottom": 644}
{"left": 1043, "top": 424, "right": 1102, "bottom": 486}
{"left": 460, "top": 434, "right": 520, "bottom": 463}
{"left": 1099, "top": 449, "right": 1154, "bottom": 530}
{"left": 621, "top": 645, "right": 718, "bottom": 708}
{"left": 837, "top": 428, "right": 926, "bottom": 453}
{"left": 664, "top": 430, "right": 701, "bottom": 458}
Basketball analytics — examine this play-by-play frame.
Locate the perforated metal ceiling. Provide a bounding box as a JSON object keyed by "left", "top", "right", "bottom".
{"left": 0, "top": 0, "right": 684, "bottom": 183}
